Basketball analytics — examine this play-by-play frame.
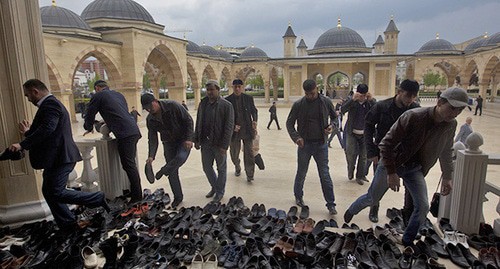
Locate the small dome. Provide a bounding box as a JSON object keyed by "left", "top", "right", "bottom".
{"left": 484, "top": 32, "right": 500, "bottom": 47}
{"left": 81, "top": 0, "right": 155, "bottom": 23}
{"left": 217, "top": 49, "right": 234, "bottom": 61}
{"left": 417, "top": 36, "right": 460, "bottom": 54}
{"left": 186, "top": 40, "right": 204, "bottom": 54}
{"left": 199, "top": 45, "right": 220, "bottom": 58}
{"left": 464, "top": 37, "right": 489, "bottom": 53}
{"left": 310, "top": 20, "right": 370, "bottom": 54}
{"left": 240, "top": 46, "right": 269, "bottom": 59}
{"left": 40, "top": 5, "right": 91, "bottom": 30}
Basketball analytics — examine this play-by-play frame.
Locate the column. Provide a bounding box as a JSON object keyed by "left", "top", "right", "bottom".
{"left": 168, "top": 86, "right": 185, "bottom": 103}
{"left": 283, "top": 65, "right": 290, "bottom": 103}
{"left": 449, "top": 132, "right": 488, "bottom": 234}
{"left": 0, "top": 0, "right": 52, "bottom": 226}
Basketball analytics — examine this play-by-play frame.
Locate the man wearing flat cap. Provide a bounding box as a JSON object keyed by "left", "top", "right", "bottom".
{"left": 381, "top": 87, "right": 468, "bottom": 246}
{"left": 225, "top": 79, "right": 258, "bottom": 182}
{"left": 194, "top": 80, "right": 234, "bottom": 203}
{"left": 141, "top": 94, "right": 194, "bottom": 208}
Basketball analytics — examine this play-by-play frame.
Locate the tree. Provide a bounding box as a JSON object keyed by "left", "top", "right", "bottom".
{"left": 87, "top": 74, "right": 101, "bottom": 93}
{"left": 422, "top": 70, "right": 442, "bottom": 90}
{"left": 160, "top": 76, "right": 167, "bottom": 90}
{"left": 278, "top": 75, "right": 284, "bottom": 88}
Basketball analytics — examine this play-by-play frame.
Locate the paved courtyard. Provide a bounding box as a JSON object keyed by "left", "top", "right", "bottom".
{"left": 72, "top": 98, "right": 500, "bottom": 231}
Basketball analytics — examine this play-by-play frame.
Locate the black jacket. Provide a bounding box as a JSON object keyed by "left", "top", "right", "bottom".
{"left": 225, "top": 93, "right": 258, "bottom": 139}
{"left": 341, "top": 97, "right": 376, "bottom": 134}
{"left": 146, "top": 100, "right": 194, "bottom": 158}
{"left": 286, "top": 95, "right": 337, "bottom": 144}
{"left": 194, "top": 96, "right": 234, "bottom": 150}
{"left": 84, "top": 88, "right": 141, "bottom": 139}
{"left": 364, "top": 97, "right": 419, "bottom": 159}
{"left": 20, "top": 95, "right": 82, "bottom": 169}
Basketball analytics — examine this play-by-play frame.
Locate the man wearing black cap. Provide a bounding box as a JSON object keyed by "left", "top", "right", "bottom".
{"left": 344, "top": 79, "right": 420, "bottom": 224}
{"left": 225, "top": 79, "right": 258, "bottom": 182}
{"left": 341, "top": 84, "right": 376, "bottom": 185}
{"left": 83, "top": 80, "right": 143, "bottom": 203}
{"left": 141, "top": 94, "right": 194, "bottom": 208}
{"left": 9, "top": 79, "right": 109, "bottom": 231}
{"left": 194, "top": 80, "right": 234, "bottom": 202}
{"left": 380, "top": 87, "right": 467, "bottom": 247}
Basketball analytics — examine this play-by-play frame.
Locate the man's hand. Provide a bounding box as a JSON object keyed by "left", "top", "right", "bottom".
{"left": 370, "top": 156, "right": 379, "bottom": 166}
{"left": 184, "top": 141, "right": 193, "bottom": 149}
{"left": 366, "top": 92, "right": 373, "bottom": 101}
{"left": 18, "top": 120, "right": 30, "bottom": 134}
{"left": 324, "top": 125, "right": 333, "bottom": 135}
{"left": 146, "top": 157, "right": 154, "bottom": 164}
{"left": 296, "top": 138, "right": 304, "bottom": 148}
{"left": 252, "top": 121, "right": 257, "bottom": 130}
{"left": 234, "top": 125, "right": 241, "bottom": 132}
{"left": 353, "top": 92, "right": 361, "bottom": 101}
{"left": 194, "top": 142, "right": 200, "bottom": 150}
{"left": 387, "top": 173, "right": 400, "bottom": 192}
{"left": 83, "top": 130, "right": 94, "bottom": 136}
{"left": 441, "top": 179, "right": 453, "bottom": 196}
{"left": 9, "top": 143, "right": 22, "bottom": 152}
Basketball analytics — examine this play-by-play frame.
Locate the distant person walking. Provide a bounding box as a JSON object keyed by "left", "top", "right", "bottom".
{"left": 455, "top": 116, "right": 473, "bottom": 145}
{"left": 130, "top": 106, "right": 141, "bottom": 122}
{"left": 475, "top": 95, "right": 483, "bottom": 116}
{"left": 267, "top": 101, "right": 281, "bottom": 130}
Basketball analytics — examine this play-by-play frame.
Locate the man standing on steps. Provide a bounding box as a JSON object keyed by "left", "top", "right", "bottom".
{"left": 225, "top": 79, "right": 258, "bottom": 182}
{"left": 344, "top": 79, "right": 420, "bottom": 224}
{"left": 141, "top": 94, "right": 194, "bottom": 208}
{"left": 286, "top": 79, "right": 338, "bottom": 215}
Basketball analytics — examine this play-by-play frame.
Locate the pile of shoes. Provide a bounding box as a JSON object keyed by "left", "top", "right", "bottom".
{"left": 1, "top": 190, "right": 500, "bottom": 269}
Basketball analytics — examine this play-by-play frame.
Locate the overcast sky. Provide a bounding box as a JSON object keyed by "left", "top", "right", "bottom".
{"left": 40, "top": 0, "right": 499, "bottom": 58}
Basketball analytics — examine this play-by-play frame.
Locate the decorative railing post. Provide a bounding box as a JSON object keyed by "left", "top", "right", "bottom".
{"left": 75, "top": 140, "right": 99, "bottom": 192}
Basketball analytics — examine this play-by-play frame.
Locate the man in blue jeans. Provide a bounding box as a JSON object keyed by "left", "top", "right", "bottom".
{"left": 141, "top": 94, "right": 194, "bottom": 208}
{"left": 376, "top": 87, "right": 466, "bottom": 246}
{"left": 286, "top": 79, "right": 338, "bottom": 215}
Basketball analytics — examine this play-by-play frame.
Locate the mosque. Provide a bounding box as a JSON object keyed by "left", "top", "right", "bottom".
{"left": 0, "top": 0, "right": 498, "bottom": 227}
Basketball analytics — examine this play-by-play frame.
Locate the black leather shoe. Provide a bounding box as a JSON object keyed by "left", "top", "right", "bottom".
{"left": 171, "top": 199, "right": 182, "bottom": 208}
{"left": 399, "top": 246, "right": 414, "bottom": 269}
{"left": 446, "top": 243, "right": 470, "bottom": 268}
{"left": 299, "top": 206, "right": 309, "bottom": 219}
{"left": 295, "top": 198, "right": 306, "bottom": 207}
{"left": 344, "top": 209, "right": 354, "bottom": 223}
{"left": 368, "top": 205, "right": 379, "bottom": 223}
{"left": 205, "top": 189, "right": 215, "bottom": 198}
{"left": 213, "top": 194, "right": 223, "bottom": 203}
{"left": 145, "top": 163, "right": 155, "bottom": 184}
{"left": 328, "top": 206, "right": 337, "bottom": 215}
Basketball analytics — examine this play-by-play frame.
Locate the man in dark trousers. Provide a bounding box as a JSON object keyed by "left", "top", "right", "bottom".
{"left": 141, "top": 94, "right": 194, "bottom": 208}
{"left": 9, "top": 79, "right": 109, "bottom": 231}
{"left": 475, "top": 95, "right": 483, "bottom": 116}
{"left": 194, "top": 80, "right": 234, "bottom": 203}
{"left": 225, "top": 79, "right": 258, "bottom": 182}
{"left": 286, "top": 79, "right": 338, "bottom": 215}
{"left": 83, "top": 80, "right": 143, "bottom": 203}
{"left": 344, "top": 79, "right": 420, "bottom": 224}
{"left": 341, "top": 84, "right": 376, "bottom": 185}
{"left": 267, "top": 101, "right": 281, "bottom": 130}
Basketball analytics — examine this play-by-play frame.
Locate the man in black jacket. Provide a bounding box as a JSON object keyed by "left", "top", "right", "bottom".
{"left": 194, "top": 80, "right": 234, "bottom": 202}
{"left": 83, "top": 80, "right": 143, "bottom": 202}
{"left": 286, "top": 79, "right": 338, "bottom": 215}
{"left": 344, "top": 79, "right": 420, "bottom": 223}
{"left": 141, "top": 94, "right": 194, "bottom": 208}
{"left": 225, "top": 79, "right": 258, "bottom": 182}
{"left": 267, "top": 101, "right": 281, "bottom": 130}
{"left": 9, "top": 79, "right": 109, "bottom": 231}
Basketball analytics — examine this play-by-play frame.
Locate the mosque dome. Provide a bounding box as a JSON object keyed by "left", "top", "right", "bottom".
{"left": 186, "top": 40, "right": 204, "bottom": 55}
{"left": 199, "top": 45, "right": 221, "bottom": 58}
{"left": 309, "top": 19, "right": 370, "bottom": 54}
{"left": 464, "top": 36, "right": 490, "bottom": 54}
{"left": 40, "top": 5, "right": 91, "bottom": 30}
{"left": 217, "top": 49, "right": 234, "bottom": 61}
{"left": 239, "top": 46, "right": 269, "bottom": 59}
{"left": 81, "top": 0, "right": 155, "bottom": 23}
{"left": 484, "top": 32, "right": 500, "bottom": 47}
{"left": 417, "top": 35, "right": 460, "bottom": 55}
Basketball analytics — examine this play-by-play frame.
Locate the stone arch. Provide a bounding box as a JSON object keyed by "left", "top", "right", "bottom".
{"left": 187, "top": 60, "right": 200, "bottom": 90}
{"left": 352, "top": 71, "right": 366, "bottom": 86}
{"left": 143, "top": 41, "right": 184, "bottom": 91}
{"left": 480, "top": 56, "right": 499, "bottom": 86}
{"left": 406, "top": 63, "right": 415, "bottom": 80}
{"left": 269, "top": 66, "right": 280, "bottom": 100}
{"left": 235, "top": 65, "right": 266, "bottom": 83}
{"left": 433, "top": 61, "right": 461, "bottom": 87}
{"left": 45, "top": 55, "right": 64, "bottom": 92}
{"left": 326, "top": 71, "right": 350, "bottom": 99}
{"left": 463, "top": 60, "right": 479, "bottom": 88}
{"left": 202, "top": 65, "right": 217, "bottom": 81}
{"left": 71, "top": 46, "right": 123, "bottom": 89}
{"left": 220, "top": 67, "right": 231, "bottom": 89}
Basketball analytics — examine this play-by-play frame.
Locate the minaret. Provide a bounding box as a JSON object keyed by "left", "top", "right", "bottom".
{"left": 373, "top": 34, "right": 385, "bottom": 54}
{"left": 297, "top": 36, "right": 308, "bottom": 57}
{"left": 283, "top": 22, "right": 297, "bottom": 58}
{"left": 384, "top": 15, "right": 399, "bottom": 54}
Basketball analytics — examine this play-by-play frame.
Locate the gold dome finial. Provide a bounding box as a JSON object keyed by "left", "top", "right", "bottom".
{"left": 390, "top": 14, "right": 394, "bottom": 20}
{"left": 288, "top": 21, "right": 291, "bottom": 27}
{"left": 484, "top": 32, "right": 489, "bottom": 38}
{"left": 337, "top": 17, "right": 341, "bottom": 28}
{"left": 52, "top": 0, "right": 56, "bottom": 6}
{"left": 436, "top": 33, "right": 440, "bottom": 39}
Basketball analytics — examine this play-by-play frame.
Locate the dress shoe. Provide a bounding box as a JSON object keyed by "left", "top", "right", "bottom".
{"left": 144, "top": 163, "right": 155, "bottom": 184}
{"left": 235, "top": 166, "right": 241, "bottom": 176}
{"left": 348, "top": 171, "right": 354, "bottom": 180}
{"left": 458, "top": 243, "right": 478, "bottom": 266}
{"left": 416, "top": 240, "right": 438, "bottom": 260}
{"left": 205, "top": 189, "right": 216, "bottom": 198}
{"left": 399, "top": 246, "right": 414, "bottom": 269}
{"left": 171, "top": 198, "right": 183, "bottom": 208}
{"left": 446, "top": 242, "right": 470, "bottom": 268}
{"left": 368, "top": 205, "right": 379, "bottom": 223}
{"left": 328, "top": 236, "right": 344, "bottom": 255}
{"left": 340, "top": 233, "right": 357, "bottom": 257}
{"left": 344, "top": 209, "right": 354, "bottom": 223}
{"left": 355, "top": 178, "right": 364, "bottom": 185}
{"left": 213, "top": 194, "right": 223, "bottom": 203}
{"left": 439, "top": 218, "right": 453, "bottom": 232}
{"left": 287, "top": 206, "right": 298, "bottom": 218}
{"left": 328, "top": 206, "right": 337, "bottom": 215}
{"left": 424, "top": 236, "right": 449, "bottom": 258}
{"left": 479, "top": 247, "right": 497, "bottom": 268}
{"left": 299, "top": 206, "right": 310, "bottom": 219}
{"left": 295, "top": 197, "right": 306, "bottom": 207}
{"left": 427, "top": 257, "right": 446, "bottom": 269}
{"left": 247, "top": 176, "right": 254, "bottom": 182}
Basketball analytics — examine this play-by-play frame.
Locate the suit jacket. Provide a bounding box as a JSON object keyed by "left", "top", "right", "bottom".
{"left": 20, "top": 95, "right": 82, "bottom": 169}
{"left": 194, "top": 96, "right": 234, "bottom": 150}
{"left": 225, "top": 93, "right": 258, "bottom": 139}
{"left": 84, "top": 88, "right": 140, "bottom": 139}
